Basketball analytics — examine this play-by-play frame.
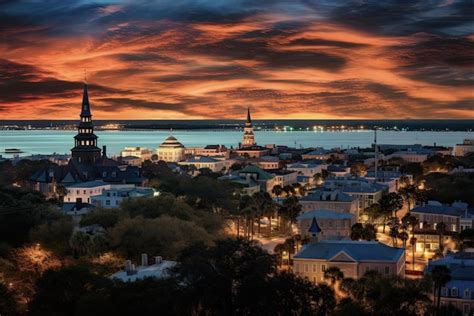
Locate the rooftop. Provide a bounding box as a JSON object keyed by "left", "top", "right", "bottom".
{"left": 294, "top": 240, "right": 404, "bottom": 262}
{"left": 111, "top": 260, "right": 177, "bottom": 282}
{"left": 297, "top": 209, "right": 354, "bottom": 221}
{"left": 66, "top": 180, "right": 109, "bottom": 188}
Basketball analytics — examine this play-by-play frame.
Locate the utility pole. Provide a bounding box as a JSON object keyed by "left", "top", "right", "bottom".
{"left": 374, "top": 128, "right": 378, "bottom": 183}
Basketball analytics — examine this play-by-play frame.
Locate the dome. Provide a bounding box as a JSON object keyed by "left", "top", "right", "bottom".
{"left": 159, "top": 135, "right": 184, "bottom": 148}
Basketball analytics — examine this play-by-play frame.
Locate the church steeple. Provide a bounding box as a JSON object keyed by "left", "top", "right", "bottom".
{"left": 71, "top": 84, "right": 101, "bottom": 164}
{"left": 81, "top": 84, "right": 91, "bottom": 116}
{"left": 308, "top": 217, "right": 322, "bottom": 244}
{"left": 241, "top": 107, "right": 255, "bottom": 147}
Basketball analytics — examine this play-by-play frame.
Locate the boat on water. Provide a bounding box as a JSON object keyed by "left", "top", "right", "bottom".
{"left": 4, "top": 148, "right": 23, "bottom": 154}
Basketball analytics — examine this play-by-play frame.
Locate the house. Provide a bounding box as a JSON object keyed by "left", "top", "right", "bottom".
{"left": 270, "top": 169, "right": 299, "bottom": 188}
{"left": 111, "top": 254, "right": 177, "bottom": 282}
{"left": 301, "top": 148, "right": 332, "bottom": 160}
{"left": 91, "top": 186, "right": 158, "bottom": 208}
{"left": 365, "top": 170, "right": 412, "bottom": 192}
{"left": 156, "top": 135, "right": 185, "bottom": 162}
{"left": 293, "top": 219, "right": 405, "bottom": 282}
{"left": 411, "top": 201, "right": 474, "bottom": 253}
{"left": 296, "top": 209, "right": 355, "bottom": 240}
{"left": 324, "top": 176, "right": 387, "bottom": 211}
{"left": 119, "top": 156, "right": 143, "bottom": 167}
{"left": 219, "top": 165, "right": 274, "bottom": 193}
{"left": 64, "top": 180, "right": 111, "bottom": 204}
{"left": 325, "top": 165, "right": 350, "bottom": 177}
{"left": 178, "top": 156, "right": 226, "bottom": 173}
{"left": 287, "top": 162, "right": 326, "bottom": 179}
{"left": 300, "top": 189, "right": 358, "bottom": 216}
{"left": 425, "top": 251, "right": 474, "bottom": 315}
{"left": 255, "top": 156, "right": 281, "bottom": 170}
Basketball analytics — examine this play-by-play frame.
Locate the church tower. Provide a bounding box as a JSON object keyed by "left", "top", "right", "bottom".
{"left": 241, "top": 107, "right": 255, "bottom": 147}
{"left": 71, "top": 84, "right": 101, "bottom": 164}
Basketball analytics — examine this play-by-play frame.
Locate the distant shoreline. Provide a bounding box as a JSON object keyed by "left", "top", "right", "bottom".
{"left": 1, "top": 119, "right": 473, "bottom": 132}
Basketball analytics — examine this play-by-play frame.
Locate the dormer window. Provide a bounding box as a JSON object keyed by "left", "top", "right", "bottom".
{"left": 451, "top": 288, "right": 458, "bottom": 297}
{"left": 464, "top": 289, "right": 470, "bottom": 299}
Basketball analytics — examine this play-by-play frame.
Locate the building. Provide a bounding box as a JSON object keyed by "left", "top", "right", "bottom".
{"left": 385, "top": 150, "right": 431, "bottom": 163}
{"left": 185, "top": 145, "right": 229, "bottom": 158}
{"left": 296, "top": 209, "right": 355, "bottom": 240}
{"left": 293, "top": 220, "right": 405, "bottom": 282}
{"left": 412, "top": 201, "right": 474, "bottom": 253}
{"left": 30, "top": 84, "right": 145, "bottom": 198}
{"left": 255, "top": 156, "right": 281, "bottom": 170}
{"left": 365, "top": 170, "right": 412, "bottom": 192}
{"left": 453, "top": 139, "right": 474, "bottom": 157}
{"left": 325, "top": 165, "right": 350, "bottom": 177}
{"left": 235, "top": 145, "right": 270, "bottom": 158}
{"left": 91, "top": 185, "right": 158, "bottom": 208}
{"left": 242, "top": 107, "right": 255, "bottom": 147}
{"left": 111, "top": 254, "right": 177, "bottom": 282}
{"left": 270, "top": 169, "right": 299, "bottom": 188}
{"left": 219, "top": 165, "right": 275, "bottom": 193}
{"left": 301, "top": 148, "right": 333, "bottom": 161}
{"left": 287, "top": 162, "right": 326, "bottom": 179}
{"left": 64, "top": 180, "right": 111, "bottom": 204}
{"left": 178, "top": 156, "right": 226, "bottom": 173}
{"left": 156, "top": 135, "right": 185, "bottom": 162}
{"left": 300, "top": 189, "right": 358, "bottom": 215}
{"left": 425, "top": 251, "right": 474, "bottom": 315}
{"left": 120, "top": 147, "right": 153, "bottom": 162}
{"left": 324, "top": 176, "right": 387, "bottom": 211}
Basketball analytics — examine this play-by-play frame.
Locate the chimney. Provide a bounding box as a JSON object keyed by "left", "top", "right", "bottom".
{"left": 141, "top": 253, "right": 148, "bottom": 266}
{"left": 102, "top": 145, "right": 107, "bottom": 157}
{"left": 154, "top": 256, "right": 163, "bottom": 265}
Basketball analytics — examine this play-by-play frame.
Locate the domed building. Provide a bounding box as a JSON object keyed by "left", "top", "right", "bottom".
{"left": 156, "top": 134, "right": 185, "bottom": 162}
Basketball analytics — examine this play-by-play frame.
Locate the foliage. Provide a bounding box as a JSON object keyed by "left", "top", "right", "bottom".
{"left": 424, "top": 172, "right": 474, "bottom": 206}
{"left": 30, "top": 216, "right": 74, "bottom": 255}
{"left": 0, "top": 282, "right": 17, "bottom": 316}
{"left": 80, "top": 207, "right": 123, "bottom": 229}
{"left": 108, "top": 216, "right": 214, "bottom": 259}
{"left": 350, "top": 223, "right": 376, "bottom": 241}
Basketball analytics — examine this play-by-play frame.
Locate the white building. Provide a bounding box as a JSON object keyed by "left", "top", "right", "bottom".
{"left": 120, "top": 147, "right": 153, "bottom": 162}
{"left": 91, "top": 185, "right": 158, "bottom": 208}
{"left": 287, "top": 162, "right": 326, "bottom": 178}
{"left": 65, "top": 180, "right": 111, "bottom": 204}
{"left": 111, "top": 254, "right": 177, "bottom": 282}
{"left": 178, "top": 156, "right": 226, "bottom": 173}
{"left": 157, "top": 135, "right": 185, "bottom": 162}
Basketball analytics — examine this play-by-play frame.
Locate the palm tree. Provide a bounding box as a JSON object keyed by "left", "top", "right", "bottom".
{"left": 69, "top": 231, "right": 92, "bottom": 257}
{"left": 400, "top": 184, "right": 416, "bottom": 211}
{"left": 398, "top": 231, "right": 409, "bottom": 248}
{"left": 279, "top": 196, "right": 301, "bottom": 234}
{"left": 282, "top": 185, "right": 296, "bottom": 197}
{"left": 431, "top": 265, "right": 451, "bottom": 315}
{"left": 402, "top": 212, "right": 419, "bottom": 270}
{"left": 324, "top": 266, "right": 344, "bottom": 287}
{"left": 272, "top": 185, "right": 283, "bottom": 200}
{"left": 436, "top": 222, "right": 447, "bottom": 255}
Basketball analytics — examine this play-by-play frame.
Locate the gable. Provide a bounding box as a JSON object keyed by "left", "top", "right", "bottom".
{"left": 329, "top": 251, "right": 357, "bottom": 262}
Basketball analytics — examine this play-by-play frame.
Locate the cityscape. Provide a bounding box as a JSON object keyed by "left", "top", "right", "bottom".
{"left": 1, "top": 1, "right": 473, "bottom": 316}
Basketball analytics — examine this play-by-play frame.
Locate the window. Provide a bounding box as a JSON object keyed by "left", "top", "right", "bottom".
{"left": 463, "top": 304, "right": 470, "bottom": 315}
{"left": 384, "top": 266, "right": 390, "bottom": 275}
{"left": 451, "top": 288, "right": 458, "bottom": 297}
{"left": 106, "top": 200, "right": 110, "bottom": 205}
{"left": 304, "top": 264, "right": 309, "bottom": 273}
{"left": 312, "top": 264, "right": 317, "bottom": 273}
{"left": 464, "top": 289, "right": 470, "bottom": 299}
{"left": 321, "top": 264, "right": 326, "bottom": 272}
{"left": 441, "top": 287, "right": 448, "bottom": 297}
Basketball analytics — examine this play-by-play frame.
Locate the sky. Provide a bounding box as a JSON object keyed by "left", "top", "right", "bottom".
{"left": 0, "top": 0, "right": 473, "bottom": 120}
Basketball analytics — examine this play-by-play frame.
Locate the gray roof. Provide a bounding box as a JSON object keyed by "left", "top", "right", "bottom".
{"left": 294, "top": 240, "right": 404, "bottom": 262}
{"left": 300, "top": 190, "right": 354, "bottom": 202}
{"left": 66, "top": 180, "right": 108, "bottom": 188}
{"left": 297, "top": 209, "right": 354, "bottom": 221}
{"left": 412, "top": 205, "right": 473, "bottom": 217}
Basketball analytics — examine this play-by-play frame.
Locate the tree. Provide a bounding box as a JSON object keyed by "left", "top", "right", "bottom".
{"left": 363, "top": 203, "right": 382, "bottom": 224}
{"left": 272, "top": 185, "right": 283, "bottom": 200}
{"left": 379, "top": 192, "right": 404, "bottom": 218}
{"left": 80, "top": 208, "right": 122, "bottom": 229}
{"left": 282, "top": 185, "right": 296, "bottom": 197}
{"left": 28, "top": 265, "right": 113, "bottom": 315}
{"left": 69, "top": 231, "right": 92, "bottom": 258}
{"left": 279, "top": 196, "right": 301, "bottom": 234}
{"left": 0, "top": 282, "right": 17, "bottom": 316}
{"left": 351, "top": 162, "right": 368, "bottom": 177}
{"left": 351, "top": 223, "right": 376, "bottom": 241}
{"left": 435, "top": 222, "right": 447, "bottom": 254}
{"left": 402, "top": 212, "right": 419, "bottom": 269}
{"left": 324, "top": 266, "right": 344, "bottom": 286}
{"left": 430, "top": 265, "right": 451, "bottom": 315}
{"left": 398, "top": 231, "right": 409, "bottom": 248}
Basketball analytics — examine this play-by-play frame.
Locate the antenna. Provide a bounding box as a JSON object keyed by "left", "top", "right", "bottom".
{"left": 84, "top": 69, "right": 87, "bottom": 83}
